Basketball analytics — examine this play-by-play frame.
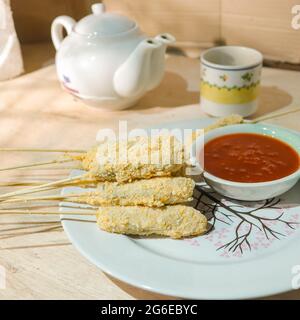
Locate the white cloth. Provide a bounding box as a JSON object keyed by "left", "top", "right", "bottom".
{"left": 0, "top": 0, "right": 23, "bottom": 80}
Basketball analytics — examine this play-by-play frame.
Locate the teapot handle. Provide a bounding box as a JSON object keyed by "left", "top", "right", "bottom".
{"left": 51, "top": 16, "right": 76, "bottom": 50}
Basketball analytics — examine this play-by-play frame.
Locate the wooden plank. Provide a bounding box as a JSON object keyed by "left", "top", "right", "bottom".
{"left": 104, "top": 0, "right": 220, "bottom": 43}
{"left": 10, "top": 0, "right": 92, "bottom": 43}
{"left": 11, "top": 0, "right": 220, "bottom": 44}
{"left": 11, "top": 0, "right": 71, "bottom": 43}
{"left": 222, "top": 0, "right": 300, "bottom": 63}
{"left": 10, "top": 0, "right": 300, "bottom": 63}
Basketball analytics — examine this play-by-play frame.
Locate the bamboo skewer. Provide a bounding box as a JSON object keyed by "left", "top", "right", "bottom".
{"left": 0, "top": 221, "right": 61, "bottom": 225}
{"left": 0, "top": 193, "right": 86, "bottom": 204}
{"left": 0, "top": 181, "right": 49, "bottom": 187}
{"left": 0, "top": 175, "right": 80, "bottom": 187}
{"left": 0, "top": 209, "right": 96, "bottom": 215}
{"left": 0, "top": 176, "right": 94, "bottom": 187}
{"left": 0, "top": 158, "right": 76, "bottom": 172}
{"left": 25, "top": 166, "right": 79, "bottom": 171}
{"left": 0, "top": 203, "right": 90, "bottom": 211}
{"left": 0, "top": 175, "right": 86, "bottom": 200}
{"left": 0, "top": 148, "right": 86, "bottom": 153}
{"left": 250, "top": 107, "right": 300, "bottom": 123}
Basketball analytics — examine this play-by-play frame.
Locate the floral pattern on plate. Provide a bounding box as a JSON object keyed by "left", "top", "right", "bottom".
{"left": 189, "top": 182, "right": 300, "bottom": 257}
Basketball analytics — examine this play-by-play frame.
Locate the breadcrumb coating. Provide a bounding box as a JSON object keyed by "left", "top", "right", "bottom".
{"left": 71, "top": 115, "right": 243, "bottom": 183}
{"left": 97, "top": 205, "right": 207, "bottom": 239}
{"left": 204, "top": 114, "right": 244, "bottom": 132}
{"left": 78, "top": 135, "right": 186, "bottom": 183}
{"left": 73, "top": 177, "right": 195, "bottom": 207}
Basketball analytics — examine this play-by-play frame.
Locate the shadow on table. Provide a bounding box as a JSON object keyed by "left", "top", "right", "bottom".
{"left": 250, "top": 85, "right": 293, "bottom": 118}
{"left": 132, "top": 71, "right": 199, "bottom": 110}
{"left": 263, "top": 289, "right": 300, "bottom": 300}
{"left": 133, "top": 80, "right": 292, "bottom": 115}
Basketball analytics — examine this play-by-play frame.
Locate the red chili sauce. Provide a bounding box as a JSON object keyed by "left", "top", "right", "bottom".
{"left": 202, "top": 133, "right": 299, "bottom": 183}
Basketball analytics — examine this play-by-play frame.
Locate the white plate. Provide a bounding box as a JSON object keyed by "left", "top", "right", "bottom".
{"left": 60, "top": 118, "right": 300, "bottom": 299}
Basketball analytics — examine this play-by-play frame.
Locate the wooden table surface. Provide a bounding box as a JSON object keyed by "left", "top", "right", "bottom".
{"left": 0, "top": 51, "right": 299, "bottom": 299}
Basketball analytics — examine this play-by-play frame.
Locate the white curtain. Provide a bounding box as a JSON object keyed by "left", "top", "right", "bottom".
{"left": 0, "top": 0, "right": 23, "bottom": 80}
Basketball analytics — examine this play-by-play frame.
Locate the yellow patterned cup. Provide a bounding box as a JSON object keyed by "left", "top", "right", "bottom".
{"left": 200, "top": 46, "right": 263, "bottom": 117}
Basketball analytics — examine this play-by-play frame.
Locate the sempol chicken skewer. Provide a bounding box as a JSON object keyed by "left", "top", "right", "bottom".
{"left": 0, "top": 177, "right": 195, "bottom": 207}
{"left": 0, "top": 204, "right": 208, "bottom": 239}
{"left": 0, "top": 114, "right": 244, "bottom": 171}
{"left": 0, "top": 133, "right": 189, "bottom": 200}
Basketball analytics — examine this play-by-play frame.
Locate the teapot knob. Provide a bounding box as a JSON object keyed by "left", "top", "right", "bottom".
{"left": 92, "top": 3, "right": 105, "bottom": 15}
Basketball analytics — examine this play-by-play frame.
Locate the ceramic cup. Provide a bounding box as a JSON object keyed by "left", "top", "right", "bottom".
{"left": 200, "top": 46, "right": 263, "bottom": 117}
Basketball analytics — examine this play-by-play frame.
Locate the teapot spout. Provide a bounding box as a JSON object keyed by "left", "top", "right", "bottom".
{"left": 113, "top": 39, "right": 161, "bottom": 97}
{"left": 147, "top": 33, "right": 176, "bottom": 91}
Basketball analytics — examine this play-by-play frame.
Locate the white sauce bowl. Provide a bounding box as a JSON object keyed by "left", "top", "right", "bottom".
{"left": 191, "top": 123, "right": 300, "bottom": 201}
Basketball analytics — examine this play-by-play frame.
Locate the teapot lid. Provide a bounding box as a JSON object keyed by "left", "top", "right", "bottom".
{"left": 75, "top": 3, "right": 136, "bottom": 36}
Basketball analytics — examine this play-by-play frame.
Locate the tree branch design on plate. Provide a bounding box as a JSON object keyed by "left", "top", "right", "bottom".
{"left": 193, "top": 183, "right": 299, "bottom": 255}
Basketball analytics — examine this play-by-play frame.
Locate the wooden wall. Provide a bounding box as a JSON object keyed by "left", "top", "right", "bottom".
{"left": 10, "top": 0, "right": 300, "bottom": 64}
{"left": 11, "top": 0, "right": 91, "bottom": 43}
{"left": 221, "top": 0, "right": 300, "bottom": 63}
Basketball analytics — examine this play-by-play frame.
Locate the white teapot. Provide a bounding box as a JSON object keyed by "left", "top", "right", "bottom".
{"left": 51, "top": 3, "right": 175, "bottom": 110}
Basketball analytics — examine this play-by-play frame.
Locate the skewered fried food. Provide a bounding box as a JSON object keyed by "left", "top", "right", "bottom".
{"left": 0, "top": 134, "right": 187, "bottom": 200}
{"left": 2, "top": 177, "right": 195, "bottom": 207}
{"left": 97, "top": 205, "right": 207, "bottom": 239}
{"left": 73, "top": 134, "right": 186, "bottom": 183}
{"left": 0, "top": 115, "right": 243, "bottom": 184}
{"left": 0, "top": 205, "right": 207, "bottom": 239}
{"left": 75, "top": 177, "right": 194, "bottom": 207}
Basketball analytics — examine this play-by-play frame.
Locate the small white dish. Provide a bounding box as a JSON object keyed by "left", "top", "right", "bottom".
{"left": 191, "top": 123, "right": 300, "bottom": 201}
